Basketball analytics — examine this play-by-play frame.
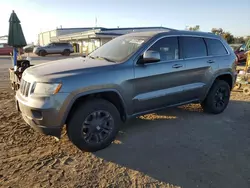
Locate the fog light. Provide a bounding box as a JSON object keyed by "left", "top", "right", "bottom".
{"left": 31, "top": 110, "right": 42, "bottom": 119}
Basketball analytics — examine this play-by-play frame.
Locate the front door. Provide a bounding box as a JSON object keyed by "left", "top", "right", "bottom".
{"left": 132, "top": 36, "right": 189, "bottom": 114}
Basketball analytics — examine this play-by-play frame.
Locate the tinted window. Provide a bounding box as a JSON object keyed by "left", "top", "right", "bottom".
{"left": 148, "top": 37, "right": 179, "bottom": 61}
{"left": 204, "top": 38, "right": 228, "bottom": 56}
{"left": 55, "top": 43, "right": 64, "bottom": 46}
{"left": 181, "top": 37, "right": 207, "bottom": 58}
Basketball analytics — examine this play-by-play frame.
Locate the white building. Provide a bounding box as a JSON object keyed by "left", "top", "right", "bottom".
{"left": 38, "top": 27, "right": 105, "bottom": 46}
{"left": 39, "top": 27, "right": 175, "bottom": 54}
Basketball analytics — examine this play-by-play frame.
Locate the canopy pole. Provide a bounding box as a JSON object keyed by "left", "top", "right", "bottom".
{"left": 13, "top": 47, "right": 17, "bottom": 71}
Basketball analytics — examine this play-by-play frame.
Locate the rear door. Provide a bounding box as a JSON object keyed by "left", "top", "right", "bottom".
{"left": 133, "top": 36, "right": 189, "bottom": 114}
{"left": 178, "top": 36, "right": 219, "bottom": 101}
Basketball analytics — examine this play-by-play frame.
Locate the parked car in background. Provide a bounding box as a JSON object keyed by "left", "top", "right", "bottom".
{"left": 33, "top": 42, "right": 74, "bottom": 56}
{"left": 0, "top": 43, "right": 23, "bottom": 55}
{"left": 16, "top": 30, "right": 237, "bottom": 152}
{"left": 234, "top": 43, "right": 247, "bottom": 62}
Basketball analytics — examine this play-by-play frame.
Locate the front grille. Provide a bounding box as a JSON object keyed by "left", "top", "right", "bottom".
{"left": 20, "top": 79, "right": 31, "bottom": 97}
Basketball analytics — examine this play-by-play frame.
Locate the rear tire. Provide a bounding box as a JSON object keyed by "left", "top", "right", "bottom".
{"left": 67, "top": 98, "right": 121, "bottom": 152}
{"left": 201, "top": 80, "right": 231, "bottom": 114}
{"left": 62, "top": 49, "right": 70, "bottom": 56}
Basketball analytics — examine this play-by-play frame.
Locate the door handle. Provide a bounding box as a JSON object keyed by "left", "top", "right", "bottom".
{"left": 207, "top": 60, "right": 215, "bottom": 64}
{"left": 172, "top": 64, "right": 183, "bottom": 68}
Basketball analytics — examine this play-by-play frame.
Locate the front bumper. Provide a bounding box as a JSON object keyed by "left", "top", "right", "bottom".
{"left": 15, "top": 91, "right": 70, "bottom": 138}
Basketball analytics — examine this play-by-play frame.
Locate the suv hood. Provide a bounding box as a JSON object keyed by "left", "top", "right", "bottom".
{"left": 25, "top": 57, "right": 115, "bottom": 81}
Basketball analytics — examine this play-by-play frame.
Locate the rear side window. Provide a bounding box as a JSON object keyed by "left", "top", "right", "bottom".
{"left": 204, "top": 38, "right": 228, "bottom": 56}
{"left": 55, "top": 43, "right": 68, "bottom": 46}
{"left": 180, "top": 36, "right": 207, "bottom": 58}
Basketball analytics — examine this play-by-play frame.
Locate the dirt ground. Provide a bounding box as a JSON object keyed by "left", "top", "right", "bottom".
{"left": 0, "top": 63, "right": 250, "bottom": 188}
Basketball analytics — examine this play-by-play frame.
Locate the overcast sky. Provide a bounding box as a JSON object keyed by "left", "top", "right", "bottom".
{"left": 0, "top": 0, "right": 249, "bottom": 43}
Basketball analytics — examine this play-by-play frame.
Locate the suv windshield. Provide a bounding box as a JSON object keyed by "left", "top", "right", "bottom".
{"left": 88, "top": 35, "right": 150, "bottom": 62}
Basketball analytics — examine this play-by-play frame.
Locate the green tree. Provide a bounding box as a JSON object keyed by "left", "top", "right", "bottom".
{"left": 222, "top": 32, "right": 234, "bottom": 44}
{"left": 211, "top": 28, "right": 234, "bottom": 44}
{"left": 211, "top": 28, "right": 224, "bottom": 35}
{"left": 234, "top": 37, "right": 245, "bottom": 44}
{"left": 188, "top": 25, "right": 200, "bottom": 31}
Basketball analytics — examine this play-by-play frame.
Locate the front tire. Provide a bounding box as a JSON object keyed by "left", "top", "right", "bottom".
{"left": 67, "top": 99, "right": 121, "bottom": 152}
{"left": 201, "top": 80, "right": 231, "bottom": 114}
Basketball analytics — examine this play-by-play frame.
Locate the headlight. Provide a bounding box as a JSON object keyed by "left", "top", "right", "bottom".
{"left": 31, "top": 82, "right": 62, "bottom": 95}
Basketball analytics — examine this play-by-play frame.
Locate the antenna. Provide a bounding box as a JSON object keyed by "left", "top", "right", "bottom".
{"left": 95, "top": 17, "right": 97, "bottom": 28}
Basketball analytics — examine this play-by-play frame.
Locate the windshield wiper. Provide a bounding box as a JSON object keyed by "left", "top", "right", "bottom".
{"left": 87, "top": 55, "right": 116, "bottom": 62}
{"left": 92, "top": 56, "right": 116, "bottom": 62}
{"left": 98, "top": 56, "right": 116, "bottom": 62}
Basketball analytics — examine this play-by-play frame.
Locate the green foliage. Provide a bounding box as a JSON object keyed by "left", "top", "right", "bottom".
{"left": 222, "top": 32, "right": 234, "bottom": 44}
{"left": 211, "top": 28, "right": 234, "bottom": 44}
{"left": 188, "top": 25, "right": 200, "bottom": 31}
{"left": 211, "top": 28, "right": 224, "bottom": 35}
{"left": 234, "top": 37, "right": 245, "bottom": 44}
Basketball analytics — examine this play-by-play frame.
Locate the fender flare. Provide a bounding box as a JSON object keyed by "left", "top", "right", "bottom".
{"left": 60, "top": 88, "right": 127, "bottom": 125}
{"left": 203, "top": 72, "right": 234, "bottom": 100}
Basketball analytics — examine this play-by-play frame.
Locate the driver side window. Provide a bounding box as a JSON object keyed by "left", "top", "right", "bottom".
{"left": 148, "top": 37, "right": 179, "bottom": 61}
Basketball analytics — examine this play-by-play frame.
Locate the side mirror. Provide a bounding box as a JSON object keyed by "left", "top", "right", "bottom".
{"left": 138, "top": 50, "right": 161, "bottom": 64}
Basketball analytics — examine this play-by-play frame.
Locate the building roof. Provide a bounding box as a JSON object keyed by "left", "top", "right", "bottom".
{"left": 101, "top": 26, "right": 176, "bottom": 31}
{"left": 55, "top": 27, "right": 106, "bottom": 30}
{"left": 50, "top": 27, "right": 176, "bottom": 42}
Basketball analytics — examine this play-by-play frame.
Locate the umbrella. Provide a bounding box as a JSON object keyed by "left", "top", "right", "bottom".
{"left": 7, "top": 10, "right": 27, "bottom": 70}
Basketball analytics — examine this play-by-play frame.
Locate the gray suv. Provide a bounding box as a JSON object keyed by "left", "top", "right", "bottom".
{"left": 16, "top": 30, "right": 237, "bottom": 152}
{"left": 33, "top": 42, "right": 74, "bottom": 56}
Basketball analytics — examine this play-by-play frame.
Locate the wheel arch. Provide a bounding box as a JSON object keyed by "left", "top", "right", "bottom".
{"left": 63, "top": 89, "right": 127, "bottom": 126}
{"left": 38, "top": 49, "right": 47, "bottom": 55}
{"left": 203, "top": 72, "right": 234, "bottom": 100}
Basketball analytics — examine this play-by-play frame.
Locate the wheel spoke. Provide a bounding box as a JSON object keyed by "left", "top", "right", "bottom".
{"left": 102, "top": 124, "right": 112, "bottom": 133}
{"left": 85, "top": 133, "right": 93, "bottom": 142}
{"left": 84, "top": 119, "right": 91, "bottom": 125}
{"left": 97, "top": 111, "right": 102, "bottom": 118}
{"left": 92, "top": 112, "right": 97, "bottom": 119}
{"left": 94, "top": 133, "right": 102, "bottom": 143}
{"left": 220, "top": 100, "right": 224, "bottom": 106}
{"left": 100, "top": 114, "right": 111, "bottom": 124}
{"left": 98, "top": 132, "right": 104, "bottom": 141}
